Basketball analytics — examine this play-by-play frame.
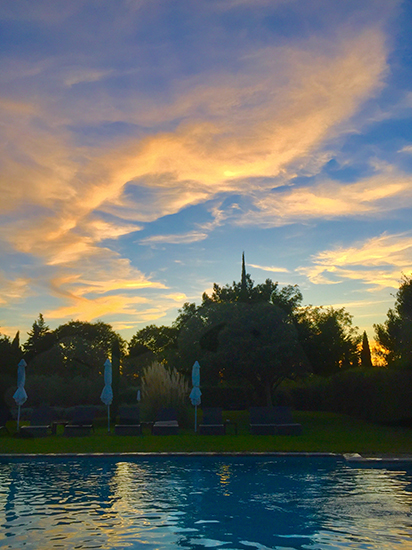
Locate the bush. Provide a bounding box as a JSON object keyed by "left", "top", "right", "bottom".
{"left": 5, "top": 374, "right": 103, "bottom": 408}
{"left": 280, "top": 368, "right": 412, "bottom": 423}
{"left": 200, "top": 385, "right": 253, "bottom": 410}
{"left": 141, "top": 362, "right": 190, "bottom": 425}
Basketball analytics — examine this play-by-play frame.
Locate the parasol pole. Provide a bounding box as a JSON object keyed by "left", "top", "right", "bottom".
{"left": 17, "top": 404, "right": 21, "bottom": 431}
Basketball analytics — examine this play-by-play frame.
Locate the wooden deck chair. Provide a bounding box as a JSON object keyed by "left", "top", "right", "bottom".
{"left": 152, "top": 408, "right": 179, "bottom": 435}
{"left": 199, "top": 407, "right": 226, "bottom": 435}
{"left": 64, "top": 406, "right": 95, "bottom": 437}
{"left": 249, "top": 406, "right": 302, "bottom": 435}
{"left": 115, "top": 405, "right": 142, "bottom": 435}
{"left": 20, "top": 405, "right": 57, "bottom": 437}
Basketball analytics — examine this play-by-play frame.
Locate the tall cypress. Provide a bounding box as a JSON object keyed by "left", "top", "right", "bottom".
{"left": 111, "top": 339, "right": 121, "bottom": 421}
{"left": 361, "top": 331, "right": 373, "bottom": 368}
{"left": 239, "top": 252, "right": 248, "bottom": 302}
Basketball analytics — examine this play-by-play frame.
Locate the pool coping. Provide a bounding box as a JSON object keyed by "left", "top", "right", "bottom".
{"left": 0, "top": 451, "right": 338, "bottom": 458}
{"left": 1, "top": 451, "right": 412, "bottom": 463}
{"left": 343, "top": 452, "right": 412, "bottom": 464}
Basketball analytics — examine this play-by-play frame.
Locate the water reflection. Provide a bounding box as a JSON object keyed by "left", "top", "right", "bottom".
{"left": 0, "top": 456, "right": 411, "bottom": 549}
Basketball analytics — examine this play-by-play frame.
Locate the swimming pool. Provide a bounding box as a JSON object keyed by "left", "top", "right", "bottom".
{"left": 0, "top": 455, "right": 411, "bottom": 549}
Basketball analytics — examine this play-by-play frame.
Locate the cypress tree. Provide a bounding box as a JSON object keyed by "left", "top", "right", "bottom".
{"left": 111, "top": 339, "right": 121, "bottom": 421}
{"left": 361, "top": 331, "right": 373, "bottom": 368}
{"left": 239, "top": 252, "right": 248, "bottom": 302}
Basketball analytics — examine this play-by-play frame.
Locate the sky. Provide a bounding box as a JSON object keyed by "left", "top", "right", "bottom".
{"left": 1, "top": 0, "right": 412, "bottom": 344}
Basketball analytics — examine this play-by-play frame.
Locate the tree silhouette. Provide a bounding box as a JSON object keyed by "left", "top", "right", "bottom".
{"left": 375, "top": 274, "right": 412, "bottom": 367}
{"left": 111, "top": 338, "right": 121, "bottom": 421}
{"left": 360, "top": 331, "right": 373, "bottom": 368}
{"left": 178, "top": 301, "right": 308, "bottom": 405}
{"left": 295, "top": 306, "right": 360, "bottom": 375}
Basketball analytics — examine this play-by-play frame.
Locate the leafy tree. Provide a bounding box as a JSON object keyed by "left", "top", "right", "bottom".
{"left": 360, "top": 331, "right": 373, "bottom": 368}
{"left": 53, "top": 320, "right": 124, "bottom": 378}
{"left": 295, "top": 306, "right": 360, "bottom": 376}
{"left": 125, "top": 324, "right": 180, "bottom": 383}
{"left": 201, "top": 275, "right": 302, "bottom": 315}
{"left": 375, "top": 274, "right": 412, "bottom": 367}
{"left": 178, "top": 302, "right": 308, "bottom": 405}
{"left": 173, "top": 302, "right": 199, "bottom": 330}
{"left": 24, "top": 320, "right": 124, "bottom": 378}
{"left": 128, "top": 325, "right": 178, "bottom": 357}
{"left": 0, "top": 333, "right": 21, "bottom": 405}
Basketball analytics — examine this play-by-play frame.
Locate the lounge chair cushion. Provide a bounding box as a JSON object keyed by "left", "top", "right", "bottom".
{"left": 152, "top": 420, "right": 179, "bottom": 435}
{"left": 199, "top": 408, "right": 226, "bottom": 435}
{"left": 250, "top": 406, "right": 302, "bottom": 435}
{"left": 64, "top": 424, "right": 93, "bottom": 437}
{"left": 114, "top": 424, "right": 142, "bottom": 436}
{"left": 20, "top": 425, "right": 50, "bottom": 438}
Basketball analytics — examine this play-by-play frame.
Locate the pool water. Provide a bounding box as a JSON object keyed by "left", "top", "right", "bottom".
{"left": 0, "top": 455, "right": 411, "bottom": 549}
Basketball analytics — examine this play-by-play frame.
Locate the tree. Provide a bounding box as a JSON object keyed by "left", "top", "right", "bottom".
{"left": 11, "top": 331, "right": 22, "bottom": 360}
{"left": 53, "top": 320, "right": 124, "bottom": 377}
{"left": 375, "top": 274, "right": 412, "bottom": 367}
{"left": 23, "top": 314, "right": 56, "bottom": 362}
{"left": 173, "top": 302, "right": 199, "bottom": 330}
{"left": 111, "top": 339, "right": 121, "bottom": 421}
{"left": 24, "top": 320, "right": 124, "bottom": 378}
{"left": 128, "top": 325, "right": 178, "bottom": 357}
{"left": 295, "top": 306, "right": 360, "bottom": 376}
{"left": 178, "top": 301, "right": 308, "bottom": 405}
{"left": 200, "top": 254, "right": 302, "bottom": 316}
{"left": 0, "top": 333, "right": 21, "bottom": 405}
{"left": 125, "top": 324, "right": 180, "bottom": 382}
{"left": 202, "top": 276, "right": 302, "bottom": 315}
{"left": 360, "top": 331, "right": 373, "bottom": 368}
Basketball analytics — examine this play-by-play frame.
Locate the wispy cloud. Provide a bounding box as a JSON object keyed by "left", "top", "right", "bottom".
{"left": 140, "top": 231, "right": 208, "bottom": 245}
{"left": 249, "top": 264, "right": 290, "bottom": 273}
{"left": 299, "top": 232, "right": 412, "bottom": 289}
{"left": 0, "top": 273, "right": 32, "bottom": 306}
{"left": 238, "top": 169, "right": 412, "bottom": 227}
{"left": 0, "top": 0, "right": 404, "bottom": 338}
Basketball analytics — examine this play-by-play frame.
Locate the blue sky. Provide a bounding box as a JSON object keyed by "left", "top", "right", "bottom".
{"left": 1, "top": 0, "right": 412, "bottom": 343}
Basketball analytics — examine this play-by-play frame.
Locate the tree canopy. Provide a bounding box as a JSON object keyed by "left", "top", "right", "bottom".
{"left": 295, "top": 306, "right": 360, "bottom": 375}
{"left": 201, "top": 275, "right": 302, "bottom": 315}
{"left": 178, "top": 301, "right": 308, "bottom": 405}
{"left": 375, "top": 274, "right": 412, "bottom": 367}
{"left": 22, "top": 318, "right": 124, "bottom": 378}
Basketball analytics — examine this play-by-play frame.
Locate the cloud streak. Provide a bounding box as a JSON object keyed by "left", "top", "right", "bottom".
{"left": 300, "top": 233, "right": 412, "bottom": 289}
{"left": 0, "top": 0, "right": 406, "bottom": 339}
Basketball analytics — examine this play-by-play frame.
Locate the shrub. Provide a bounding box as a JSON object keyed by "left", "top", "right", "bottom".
{"left": 200, "top": 385, "right": 253, "bottom": 410}
{"left": 280, "top": 368, "right": 412, "bottom": 423}
{"left": 141, "top": 361, "right": 190, "bottom": 425}
{"left": 5, "top": 374, "right": 103, "bottom": 408}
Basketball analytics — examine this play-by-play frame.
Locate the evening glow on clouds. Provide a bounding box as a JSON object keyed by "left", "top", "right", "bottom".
{"left": 1, "top": 0, "right": 412, "bottom": 341}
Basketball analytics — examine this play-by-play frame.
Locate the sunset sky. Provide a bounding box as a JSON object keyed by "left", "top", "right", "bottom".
{"left": 1, "top": 0, "right": 412, "bottom": 343}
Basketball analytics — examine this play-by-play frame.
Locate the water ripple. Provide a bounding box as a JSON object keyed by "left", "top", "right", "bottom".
{"left": 0, "top": 456, "right": 411, "bottom": 549}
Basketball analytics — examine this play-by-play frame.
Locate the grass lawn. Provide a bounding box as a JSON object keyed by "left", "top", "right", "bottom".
{"left": 1, "top": 410, "right": 412, "bottom": 456}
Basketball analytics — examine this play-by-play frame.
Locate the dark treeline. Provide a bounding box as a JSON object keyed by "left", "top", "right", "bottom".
{"left": 1, "top": 261, "right": 412, "bottom": 422}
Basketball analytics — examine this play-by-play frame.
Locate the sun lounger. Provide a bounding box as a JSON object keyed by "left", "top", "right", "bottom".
{"left": 199, "top": 407, "right": 226, "bottom": 435}
{"left": 115, "top": 405, "right": 142, "bottom": 435}
{"left": 152, "top": 408, "right": 179, "bottom": 435}
{"left": 20, "top": 405, "right": 57, "bottom": 437}
{"left": 64, "top": 406, "right": 95, "bottom": 437}
{"left": 249, "top": 406, "right": 302, "bottom": 435}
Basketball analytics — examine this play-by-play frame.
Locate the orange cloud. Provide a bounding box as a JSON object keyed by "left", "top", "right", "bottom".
{"left": 240, "top": 170, "right": 412, "bottom": 227}
{"left": 0, "top": 273, "right": 32, "bottom": 305}
{"left": 300, "top": 233, "right": 412, "bottom": 289}
{"left": 0, "top": 25, "right": 391, "bottom": 329}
